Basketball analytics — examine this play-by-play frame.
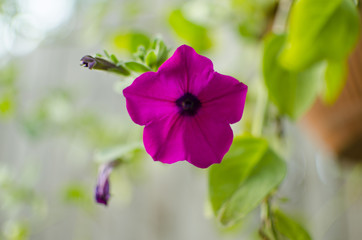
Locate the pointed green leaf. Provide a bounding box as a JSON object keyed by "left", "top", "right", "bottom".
{"left": 103, "top": 49, "right": 111, "bottom": 59}
{"left": 154, "top": 39, "right": 169, "bottom": 67}
{"left": 145, "top": 50, "right": 157, "bottom": 68}
{"left": 110, "top": 54, "right": 119, "bottom": 64}
{"left": 274, "top": 209, "right": 312, "bottom": 240}
{"left": 209, "top": 136, "right": 286, "bottom": 227}
{"left": 263, "top": 34, "right": 322, "bottom": 119}
{"left": 124, "top": 61, "right": 152, "bottom": 73}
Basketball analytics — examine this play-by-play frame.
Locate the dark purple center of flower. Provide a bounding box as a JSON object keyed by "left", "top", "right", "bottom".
{"left": 176, "top": 93, "right": 201, "bottom": 116}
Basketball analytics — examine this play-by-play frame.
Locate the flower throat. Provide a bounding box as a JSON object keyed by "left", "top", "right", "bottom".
{"left": 176, "top": 93, "right": 201, "bottom": 116}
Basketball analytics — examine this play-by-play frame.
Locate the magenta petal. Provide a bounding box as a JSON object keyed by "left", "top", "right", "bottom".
{"left": 198, "top": 72, "right": 248, "bottom": 124}
{"left": 159, "top": 45, "right": 214, "bottom": 95}
{"left": 123, "top": 72, "right": 180, "bottom": 125}
{"left": 143, "top": 113, "right": 186, "bottom": 164}
{"left": 183, "top": 115, "right": 233, "bottom": 168}
{"left": 143, "top": 112, "right": 233, "bottom": 168}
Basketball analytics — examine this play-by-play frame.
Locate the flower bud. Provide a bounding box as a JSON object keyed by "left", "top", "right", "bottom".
{"left": 94, "top": 160, "right": 120, "bottom": 206}
{"left": 80, "top": 55, "right": 131, "bottom": 76}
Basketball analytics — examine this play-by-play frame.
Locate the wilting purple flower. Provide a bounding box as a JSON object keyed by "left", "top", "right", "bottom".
{"left": 123, "top": 45, "right": 247, "bottom": 168}
{"left": 94, "top": 161, "right": 119, "bottom": 205}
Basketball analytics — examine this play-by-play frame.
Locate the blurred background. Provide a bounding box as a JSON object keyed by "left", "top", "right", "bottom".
{"left": 1, "top": 0, "right": 362, "bottom": 239}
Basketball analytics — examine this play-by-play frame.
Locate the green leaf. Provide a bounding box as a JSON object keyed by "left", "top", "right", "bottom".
{"left": 317, "top": 0, "right": 360, "bottom": 60}
{"left": 110, "top": 54, "right": 119, "bottom": 64}
{"left": 323, "top": 60, "right": 348, "bottom": 103}
{"left": 153, "top": 38, "right": 169, "bottom": 67}
{"left": 134, "top": 45, "right": 147, "bottom": 61}
{"left": 274, "top": 209, "right": 312, "bottom": 240}
{"left": 263, "top": 34, "right": 322, "bottom": 119}
{"left": 124, "top": 61, "right": 152, "bottom": 73}
{"left": 280, "top": 0, "right": 360, "bottom": 71}
{"left": 145, "top": 50, "right": 157, "bottom": 68}
{"left": 168, "top": 9, "right": 212, "bottom": 52}
{"left": 209, "top": 137, "right": 268, "bottom": 213}
{"left": 103, "top": 49, "right": 111, "bottom": 59}
{"left": 209, "top": 136, "right": 286, "bottom": 227}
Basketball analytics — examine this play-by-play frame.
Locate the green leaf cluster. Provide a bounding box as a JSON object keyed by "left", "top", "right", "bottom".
{"left": 281, "top": 0, "right": 359, "bottom": 71}
{"left": 263, "top": 0, "right": 360, "bottom": 118}
{"left": 263, "top": 34, "right": 322, "bottom": 119}
{"left": 208, "top": 136, "right": 286, "bottom": 227}
{"left": 232, "top": 0, "right": 277, "bottom": 40}
{"left": 91, "top": 36, "right": 169, "bottom": 75}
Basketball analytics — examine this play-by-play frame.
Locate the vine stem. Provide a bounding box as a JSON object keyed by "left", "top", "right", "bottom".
{"left": 272, "top": 0, "right": 293, "bottom": 33}
{"left": 252, "top": 0, "right": 293, "bottom": 138}
{"left": 260, "top": 196, "right": 279, "bottom": 240}
{"left": 255, "top": 0, "right": 293, "bottom": 239}
{"left": 251, "top": 82, "right": 268, "bottom": 137}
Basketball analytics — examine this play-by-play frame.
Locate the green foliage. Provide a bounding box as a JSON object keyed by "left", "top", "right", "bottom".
{"left": 274, "top": 209, "right": 312, "bottom": 240}
{"left": 209, "top": 136, "right": 286, "bottom": 226}
{"left": 280, "top": 0, "right": 342, "bottom": 70}
{"left": 145, "top": 50, "right": 157, "bottom": 68}
{"left": 169, "top": 9, "right": 212, "bottom": 52}
{"left": 88, "top": 36, "right": 169, "bottom": 75}
{"left": 278, "top": 0, "right": 360, "bottom": 104}
{"left": 149, "top": 38, "right": 169, "bottom": 69}
{"left": 124, "top": 61, "right": 151, "bottom": 73}
{"left": 281, "top": 0, "right": 359, "bottom": 71}
{"left": 232, "top": 0, "right": 277, "bottom": 40}
{"left": 323, "top": 60, "right": 348, "bottom": 103}
{"left": 263, "top": 34, "right": 322, "bottom": 119}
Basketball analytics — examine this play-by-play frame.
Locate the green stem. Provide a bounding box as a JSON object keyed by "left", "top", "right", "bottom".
{"left": 272, "top": 0, "right": 293, "bottom": 33}
{"left": 260, "top": 196, "right": 279, "bottom": 240}
{"left": 252, "top": 81, "right": 268, "bottom": 137}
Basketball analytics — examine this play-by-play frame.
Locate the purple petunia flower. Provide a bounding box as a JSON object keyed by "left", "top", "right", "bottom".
{"left": 123, "top": 45, "right": 247, "bottom": 168}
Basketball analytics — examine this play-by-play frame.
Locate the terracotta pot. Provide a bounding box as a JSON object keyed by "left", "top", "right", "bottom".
{"left": 302, "top": 5, "right": 362, "bottom": 160}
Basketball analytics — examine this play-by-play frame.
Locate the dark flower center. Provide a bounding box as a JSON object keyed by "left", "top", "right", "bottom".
{"left": 176, "top": 93, "right": 201, "bottom": 116}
